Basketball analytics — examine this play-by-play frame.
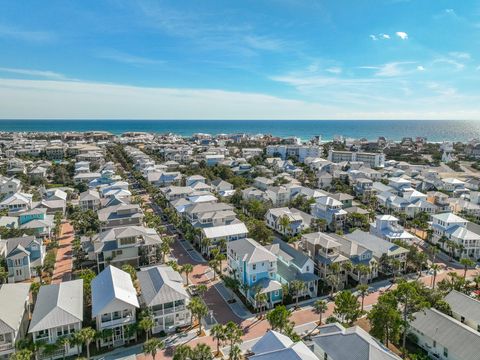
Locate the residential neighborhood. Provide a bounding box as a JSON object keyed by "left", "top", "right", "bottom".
{"left": 1, "top": 130, "right": 480, "bottom": 360}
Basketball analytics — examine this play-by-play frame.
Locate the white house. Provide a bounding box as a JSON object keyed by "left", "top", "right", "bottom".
{"left": 91, "top": 266, "right": 139, "bottom": 348}
{"left": 409, "top": 308, "right": 480, "bottom": 360}
{"left": 29, "top": 280, "right": 84, "bottom": 359}
{"left": 137, "top": 265, "right": 191, "bottom": 334}
{"left": 0, "top": 283, "right": 30, "bottom": 358}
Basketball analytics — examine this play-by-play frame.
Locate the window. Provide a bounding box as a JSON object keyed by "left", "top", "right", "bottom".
{"left": 252, "top": 275, "right": 256, "bottom": 282}
{"left": 252, "top": 264, "right": 256, "bottom": 270}
{"left": 443, "top": 347, "right": 448, "bottom": 357}
{"left": 274, "top": 290, "right": 279, "bottom": 296}
{"left": 433, "top": 340, "right": 436, "bottom": 348}
{"left": 461, "top": 316, "right": 465, "bottom": 323}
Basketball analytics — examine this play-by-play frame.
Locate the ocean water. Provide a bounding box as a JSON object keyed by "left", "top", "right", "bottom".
{"left": 0, "top": 120, "right": 479, "bottom": 142}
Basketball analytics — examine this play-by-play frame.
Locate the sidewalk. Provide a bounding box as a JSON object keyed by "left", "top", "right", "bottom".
{"left": 51, "top": 221, "right": 74, "bottom": 284}
{"left": 213, "top": 282, "right": 253, "bottom": 319}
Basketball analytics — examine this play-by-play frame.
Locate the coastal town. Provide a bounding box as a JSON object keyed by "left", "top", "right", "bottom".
{"left": 0, "top": 130, "right": 479, "bottom": 360}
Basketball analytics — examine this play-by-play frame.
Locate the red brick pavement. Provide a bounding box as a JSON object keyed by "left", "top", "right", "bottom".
{"left": 51, "top": 222, "right": 74, "bottom": 284}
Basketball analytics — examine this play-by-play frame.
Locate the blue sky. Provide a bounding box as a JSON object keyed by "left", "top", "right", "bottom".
{"left": 1, "top": 0, "right": 480, "bottom": 119}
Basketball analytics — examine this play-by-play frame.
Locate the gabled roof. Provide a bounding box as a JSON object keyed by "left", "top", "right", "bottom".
{"left": 138, "top": 265, "right": 189, "bottom": 307}
{"left": 202, "top": 222, "right": 248, "bottom": 239}
{"left": 444, "top": 290, "right": 480, "bottom": 324}
{"left": 250, "top": 330, "right": 318, "bottom": 360}
{"left": 410, "top": 308, "right": 480, "bottom": 360}
{"left": 251, "top": 330, "right": 293, "bottom": 354}
{"left": 91, "top": 265, "right": 139, "bottom": 317}
{"left": 0, "top": 283, "right": 30, "bottom": 333}
{"left": 228, "top": 238, "right": 276, "bottom": 264}
{"left": 302, "top": 232, "right": 341, "bottom": 249}
{"left": 29, "top": 280, "right": 83, "bottom": 332}
{"left": 311, "top": 323, "right": 400, "bottom": 360}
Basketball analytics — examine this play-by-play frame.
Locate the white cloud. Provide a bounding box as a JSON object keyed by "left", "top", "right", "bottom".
{"left": 395, "top": 31, "right": 408, "bottom": 40}
{"left": 243, "top": 35, "right": 285, "bottom": 51}
{"left": 433, "top": 58, "right": 465, "bottom": 70}
{"left": 326, "top": 67, "right": 342, "bottom": 74}
{"left": 417, "top": 65, "right": 425, "bottom": 71}
{"left": 360, "top": 62, "right": 417, "bottom": 77}
{"left": 448, "top": 51, "right": 471, "bottom": 60}
{"left": 369, "top": 34, "right": 378, "bottom": 41}
{"left": 0, "top": 67, "right": 67, "bottom": 80}
{"left": 381, "top": 33, "right": 391, "bottom": 39}
{"left": 97, "top": 49, "right": 164, "bottom": 65}
{"left": 0, "top": 24, "right": 55, "bottom": 43}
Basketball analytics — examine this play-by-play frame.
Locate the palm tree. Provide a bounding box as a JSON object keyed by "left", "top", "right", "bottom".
{"left": 289, "top": 280, "right": 306, "bottom": 308}
{"left": 76, "top": 327, "right": 96, "bottom": 360}
{"left": 122, "top": 264, "right": 137, "bottom": 283}
{"left": 279, "top": 215, "right": 291, "bottom": 236}
{"left": 224, "top": 321, "right": 243, "bottom": 360}
{"left": 138, "top": 311, "right": 155, "bottom": 341}
{"left": 173, "top": 344, "right": 192, "bottom": 360}
{"left": 356, "top": 284, "right": 369, "bottom": 312}
{"left": 10, "top": 349, "right": 33, "bottom": 360}
{"left": 459, "top": 258, "right": 475, "bottom": 279}
{"left": 281, "top": 283, "right": 289, "bottom": 304}
{"left": 193, "top": 343, "right": 214, "bottom": 360}
{"left": 144, "top": 338, "right": 165, "bottom": 360}
{"left": 187, "top": 297, "right": 208, "bottom": 335}
{"left": 430, "top": 263, "right": 441, "bottom": 290}
{"left": 254, "top": 291, "right": 268, "bottom": 318}
{"left": 201, "top": 238, "right": 212, "bottom": 256}
{"left": 42, "top": 343, "right": 59, "bottom": 360}
{"left": 210, "top": 323, "right": 226, "bottom": 355}
{"left": 159, "top": 241, "right": 172, "bottom": 263}
{"left": 355, "top": 264, "right": 371, "bottom": 285}
{"left": 182, "top": 263, "right": 194, "bottom": 286}
{"left": 229, "top": 344, "right": 241, "bottom": 360}
{"left": 313, "top": 299, "right": 328, "bottom": 325}
{"left": 56, "top": 336, "right": 71, "bottom": 360}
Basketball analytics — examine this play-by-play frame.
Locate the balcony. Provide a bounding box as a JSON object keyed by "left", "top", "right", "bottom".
{"left": 100, "top": 315, "right": 135, "bottom": 329}
{"left": 0, "top": 342, "right": 14, "bottom": 352}
{"left": 153, "top": 305, "right": 186, "bottom": 317}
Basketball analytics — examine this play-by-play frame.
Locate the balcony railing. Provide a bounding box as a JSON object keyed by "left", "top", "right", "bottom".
{"left": 101, "top": 315, "right": 135, "bottom": 328}
{"left": 153, "top": 305, "right": 186, "bottom": 317}
{"left": 0, "top": 343, "right": 14, "bottom": 352}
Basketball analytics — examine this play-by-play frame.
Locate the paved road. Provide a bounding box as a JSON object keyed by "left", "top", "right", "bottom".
{"left": 51, "top": 221, "right": 74, "bottom": 284}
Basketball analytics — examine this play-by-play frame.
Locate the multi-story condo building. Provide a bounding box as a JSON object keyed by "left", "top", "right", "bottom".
{"left": 266, "top": 145, "right": 323, "bottom": 162}
{"left": 370, "top": 215, "right": 416, "bottom": 243}
{"left": 79, "top": 189, "right": 101, "bottom": 210}
{"left": 311, "top": 196, "right": 347, "bottom": 230}
{"left": 29, "top": 280, "right": 84, "bottom": 359}
{"left": 265, "top": 207, "right": 312, "bottom": 236}
{"left": 5, "top": 235, "right": 45, "bottom": 283}
{"left": 98, "top": 204, "right": 144, "bottom": 230}
{"left": 328, "top": 149, "right": 385, "bottom": 168}
{"left": 0, "top": 283, "right": 30, "bottom": 359}
{"left": 137, "top": 265, "right": 191, "bottom": 334}
{"left": 91, "top": 266, "right": 139, "bottom": 348}
{"left": 265, "top": 238, "right": 318, "bottom": 298}
{"left": 431, "top": 213, "right": 480, "bottom": 259}
{"left": 227, "top": 238, "right": 282, "bottom": 309}
{"left": 89, "top": 225, "right": 162, "bottom": 272}
{"left": 301, "top": 232, "right": 349, "bottom": 286}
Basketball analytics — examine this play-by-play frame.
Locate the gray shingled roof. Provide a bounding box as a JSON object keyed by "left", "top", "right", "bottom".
{"left": 138, "top": 265, "right": 189, "bottom": 307}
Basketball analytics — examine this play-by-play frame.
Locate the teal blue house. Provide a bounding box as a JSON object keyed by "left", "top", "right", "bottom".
{"left": 227, "top": 238, "right": 283, "bottom": 309}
